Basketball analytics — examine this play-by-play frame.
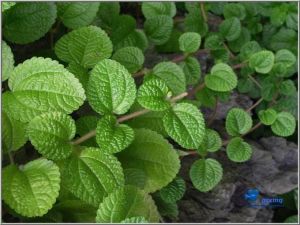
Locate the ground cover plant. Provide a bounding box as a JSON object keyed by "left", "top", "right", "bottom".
{"left": 1, "top": 1, "right": 298, "bottom": 223}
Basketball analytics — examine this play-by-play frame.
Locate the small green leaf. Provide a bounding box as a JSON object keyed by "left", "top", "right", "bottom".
{"left": 223, "top": 3, "right": 246, "bottom": 20}
{"left": 110, "top": 15, "right": 136, "bottom": 46}
{"left": 117, "top": 129, "right": 180, "bottom": 193}
{"left": 2, "top": 41, "right": 14, "bottom": 81}
{"left": 159, "top": 177, "right": 186, "bottom": 203}
{"left": 137, "top": 77, "right": 171, "bottom": 111}
{"left": 87, "top": 59, "right": 136, "bottom": 115}
{"left": 226, "top": 137, "right": 252, "bottom": 162}
{"left": 189, "top": 158, "right": 223, "bottom": 192}
{"left": 3, "top": 158, "right": 60, "bottom": 217}
{"left": 142, "top": 2, "right": 176, "bottom": 19}
{"left": 96, "top": 115, "right": 134, "bottom": 154}
{"left": 239, "top": 41, "right": 261, "bottom": 61}
{"left": 258, "top": 108, "right": 277, "bottom": 125}
{"left": 204, "top": 34, "right": 223, "bottom": 50}
{"left": 97, "top": 2, "right": 120, "bottom": 28}
{"left": 205, "top": 63, "right": 238, "bottom": 92}
{"left": 179, "top": 32, "right": 201, "bottom": 53}
{"left": 249, "top": 50, "right": 275, "bottom": 74}
{"left": 279, "top": 80, "right": 296, "bottom": 96}
{"left": 225, "top": 108, "right": 253, "bottom": 136}
{"left": 27, "top": 112, "right": 76, "bottom": 160}
{"left": 198, "top": 129, "right": 222, "bottom": 153}
{"left": 219, "top": 17, "right": 241, "bottom": 41}
{"left": 275, "top": 49, "right": 296, "bottom": 68}
{"left": 112, "top": 47, "right": 145, "bottom": 73}
{"left": 96, "top": 186, "right": 160, "bottom": 223}
{"left": 284, "top": 215, "right": 298, "bottom": 223}
{"left": 115, "top": 29, "right": 149, "bottom": 52}
{"left": 163, "top": 103, "right": 205, "bottom": 149}
{"left": 184, "top": 10, "right": 208, "bottom": 37}
{"left": 144, "top": 15, "right": 173, "bottom": 45}
{"left": 55, "top": 26, "right": 113, "bottom": 68}
{"left": 180, "top": 56, "right": 201, "bottom": 85}
{"left": 271, "top": 112, "right": 296, "bottom": 137}
{"left": 153, "top": 194, "right": 179, "bottom": 219}
{"left": 61, "top": 147, "right": 124, "bottom": 207}
{"left": 75, "top": 116, "right": 99, "bottom": 147}
{"left": 121, "top": 217, "right": 149, "bottom": 223}
{"left": 2, "top": 2, "right": 16, "bottom": 12}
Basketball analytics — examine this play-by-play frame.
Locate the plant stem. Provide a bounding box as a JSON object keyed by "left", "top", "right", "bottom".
{"left": 207, "top": 97, "right": 218, "bottom": 126}
{"left": 200, "top": 2, "right": 207, "bottom": 22}
{"left": 223, "top": 43, "right": 235, "bottom": 59}
{"left": 232, "top": 62, "right": 247, "bottom": 69}
{"left": 72, "top": 92, "right": 189, "bottom": 145}
{"left": 188, "top": 82, "right": 206, "bottom": 97}
{"left": 246, "top": 97, "right": 264, "bottom": 112}
{"left": 248, "top": 74, "right": 262, "bottom": 89}
{"left": 8, "top": 151, "right": 15, "bottom": 165}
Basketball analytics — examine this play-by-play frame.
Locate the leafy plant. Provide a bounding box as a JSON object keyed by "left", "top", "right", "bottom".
{"left": 1, "top": 1, "right": 298, "bottom": 223}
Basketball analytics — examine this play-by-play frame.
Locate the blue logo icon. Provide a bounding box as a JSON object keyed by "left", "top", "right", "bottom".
{"left": 244, "top": 188, "right": 259, "bottom": 201}
{"left": 244, "top": 188, "right": 284, "bottom": 208}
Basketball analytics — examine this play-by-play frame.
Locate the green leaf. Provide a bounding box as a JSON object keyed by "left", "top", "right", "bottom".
{"left": 189, "top": 158, "right": 223, "bottom": 192}
{"left": 142, "top": 2, "right": 176, "bottom": 19}
{"left": 97, "top": 2, "right": 120, "bottom": 29}
{"left": 55, "top": 26, "right": 113, "bottom": 68}
{"left": 159, "top": 177, "right": 186, "bottom": 203}
{"left": 2, "top": 110, "right": 27, "bottom": 152}
{"left": 27, "top": 112, "right": 76, "bottom": 160}
{"left": 223, "top": 3, "right": 246, "bottom": 20}
{"left": 67, "top": 62, "right": 89, "bottom": 91}
{"left": 61, "top": 147, "right": 124, "bottom": 207}
{"left": 117, "top": 129, "right": 180, "bottom": 193}
{"left": 226, "top": 137, "right": 252, "bottom": 162}
{"left": 261, "top": 83, "right": 276, "bottom": 101}
{"left": 112, "top": 47, "right": 145, "bottom": 73}
{"left": 258, "top": 108, "right": 277, "bottom": 125}
{"left": 152, "top": 61, "right": 186, "bottom": 95}
{"left": 271, "top": 112, "right": 296, "bottom": 137}
{"left": 228, "top": 27, "right": 251, "bottom": 53}
{"left": 121, "top": 217, "right": 148, "bottom": 223}
{"left": 156, "top": 29, "right": 181, "bottom": 53}
{"left": 286, "top": 13, "right": 298, "bottom": 30}
{"left": 270, "top": 28, "right": 297, "bottom": 54}
{"left": 205, "top": 63, "right": 238, "bottom": 92}
{"left": 153, "top": 194, "right": 179, "bottom": 219}
{"left": 3, "top": 2, "right": 57, "bottom": 44}
{"left": 225, "top": 108, "right": 253, "bottom": 136}
{"left": 87, "top": 59, "right": 136, "bottom": 115}
{"left": 2, "top": 2, "right": 16, "bottom": 12}
{"left": 237, "top": 78, "right": 254, "bottom": 93}
{"left": 75, "top": 116, "right": 99, "bottom": 147}
{"left": 2, "top": 41, "right": 14, "bottom": 81}
{"left": 180, "top": 56, "right": 201, "bottom": 85}
{"left": 184, "top": 10, "right": 208, "bottom": 37}
{"left": 137, "top": 77, "right": 171, "bottom": 111}
{"left": 115, "top": 29, "right": 149, "bottom": 52}
{"left": 163, "top": 103, "right": 205, "bottom": 149}
{"left": 239, "top": 41, "right": 261, "bottom": 61}
{"left": 178, "top": 32, "right": 201, "bottom": 53}
{"left": 3, "top": 57, "right": 85, "bottom": 122}
{"left": 3, "top": 158, "right": 60, "bottom": 217}
{"left": 275, "top": 49, "right": 296, "bottom": 68}
{"left": 57, "top": 2, "right": 100, "bottom": 29}
{"left": 204, "top": 34, "right": 223, "bottom": 50}
{"left": 144, "top": 15, "right": 173, "bottom": 45}
{"left": 249, "top": 50, "right": 275, "bottom": 74}
{"left": 96, "top": 115, "right": 134, "bottom": 154}
{"left": 198, "top": 129, "right": 222, "bottom": 153}
{"left": 124, "top": 168, "right": 147, "bottom": 189}
{"left": 219, "top": 17, "right": 241, "bottom": 41}
{"left": 96, "top": 186, "right": 160, "bottom": 223}
{"left": 279, "top": 80, "right": 296, "bottom": 96}
{"left": 284, "top": 215, "right": 298, "bottom": 223}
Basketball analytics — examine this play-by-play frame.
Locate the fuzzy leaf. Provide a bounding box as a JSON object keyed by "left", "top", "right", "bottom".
{"left": 61, "top": 147, "right": 124, "bottom": 207}
{"left": 115, "top": 29, "right": 148, "bottom": 52}
{"left": 258, "top": 108, "right": 277, "bottom": 125}
{"left": 198, "top": 129, "right": 222, "bottom": 153}
{"left": 144, "top": 15, "right": 173, "bottom": 45}
{"left": 55, "top": 26, "right": 112, "bottom": 68}
{"left": 189, "top": 158, "right": 223, "bottom": 192}
{"left": 159, "top": 177, "right": 186, "bottom": 203}
{"left": 249, "top": 50, "right": 275, "bottom": 74}
{"left": 121, "top": 217, "right": 148, "bottom": 223}
{"left": 205, "top": 63, "right": 238, "bottom": 92}
{"left": 271, "top": 112, "right": 296, "bottom": 137}
{"left": 279, "top": 80, "right": 296, "bottom": 96}
{"left": 275, "top": 49, "right": 296, "bottom": 68}
{"left": 96, "top": 186, "right": 160, "bottom": 223}
{"left": 3, "top": 57, "right": 85, "bottom": 122}
{"left": 2, "top": 41, "right": 14, "bottom": 81}
{"left": 142, "top": 2, "right": 176, "bottom": 19}
{"left": 179, "top": 32, "right": 201, "bottom": 53}
{"left": 27, "top": 112, "right": 76, "bottom": 160}
{"left": 223, "top": 3, "right": 246, "bottom": 20}
{"left": 75, "top": 116, "right": 99, "bottom": 147}
{"left": 87, "top": 59, "right": 136, "bottom": 115}
{"left": 57, "top": 2, "right": 100, "bottom": 29}
{"left": 152, "top": 61, "right": 186, "bottom": 95}
{"left": 219, "top": 17, "right": 241, "bottom": 41}
{"left": 117, "top": 129, "right": 180, "bottom": 193}
{"left": 226, "top": 137, "right": 252, "bottom": 162}
{"left": 180, "top": 56, "right": 201, "bottom": 85}
{"left": 3, "top": 158, "right": 60, "bottom": 217}
{"left": 112, "top": 47, "right": 145, "bottom": 73}
{"left": 184, "top": 10, "right": 208, "bottom": 37}
{"left": 3, "top": 2, "right": 57, "bottom": 44}
{"left": 96, "top": 115, "right": 134, "bottom": 154}
{"left": 225, "top": 108, "right": 253, "bottom": 136}
{"left": 124, "top": 168, "right": 147, "bottom": 189}
{"left": 137, "top": 77, "right": 171, "bottom": 111}
{"left": 163, "top": 103, "right": 205, "bottom": 149}
{"left": 110, "top": 15, "right": 136, "bottom": 46}
{"left": 239, "top": 41, "right": 261, "bottom": 61}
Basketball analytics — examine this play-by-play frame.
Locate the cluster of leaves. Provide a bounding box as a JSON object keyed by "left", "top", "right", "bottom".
{"left": 1, "top": 2, "right": 298, "bottom": 223}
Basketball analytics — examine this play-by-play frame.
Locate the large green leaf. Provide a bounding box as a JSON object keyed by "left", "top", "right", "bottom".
{"left": 3, "top": 57, "right": 85, "bottom": 122}
{"left": 178, "top": 32, "right": 201, "bottom": 53}
{"left": 27, "top": 112, "right": 76, "bottom": 160}
{"left": 249, "top": 50, "right": 275, "bottom": 74}
{"left": 55, "top": 26, "right": 112, "bottom": 68}
{"left": 3, "top": 158, "right": 60, "bottom": 217}
{"left": 189, "top": 158, "right": 223, "bottom": 192}
{"left": 61, "top": 147, "right": 124, "bottom": 207}
{"left": 96, "top": 186, "right": 160, "bottom": 223}
{"left": 87, "top": 59, "right": 136, "bottom": 115}
{"left": 2, "top": 110, "right": 27, "bottom": 152}
{"left": 117, "top": 129, "right": 180, "bottom": 193}
{"left": 205, "top": 63, "right": 238, "bottom": 92}
{"left": 110, "top": 15, "right": 136, "bottom": 46}
{"left": 163, "top": 103, "right": 205, "bottom": 149}
{"left": 226, "top": 137, "right": 252, "bottom": 162}
{"left": 271, "top": 112, "right": 296, "bottom": 137}
{"left": 2, "top": 40, "right": 14, "bottom": 81}
{"left": 225, "top": 108, "right": 253, "bottom": 136}
{"left": 141, "top": 2, "right": 176, "bottom": 19}
{"left": 57, "top": 2, "right": 100, "bottom": 29}
{"left": 96, "top": 115, "right": 134, "bottom": 154}
{"left": 159, "top": 176, "right": 186, "bottom": 203}
{"left": 3, "top": 2, "right": 57, "bottom": 44}
{"left": 219, "top": 17, "right": 241, "bottom": 41}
